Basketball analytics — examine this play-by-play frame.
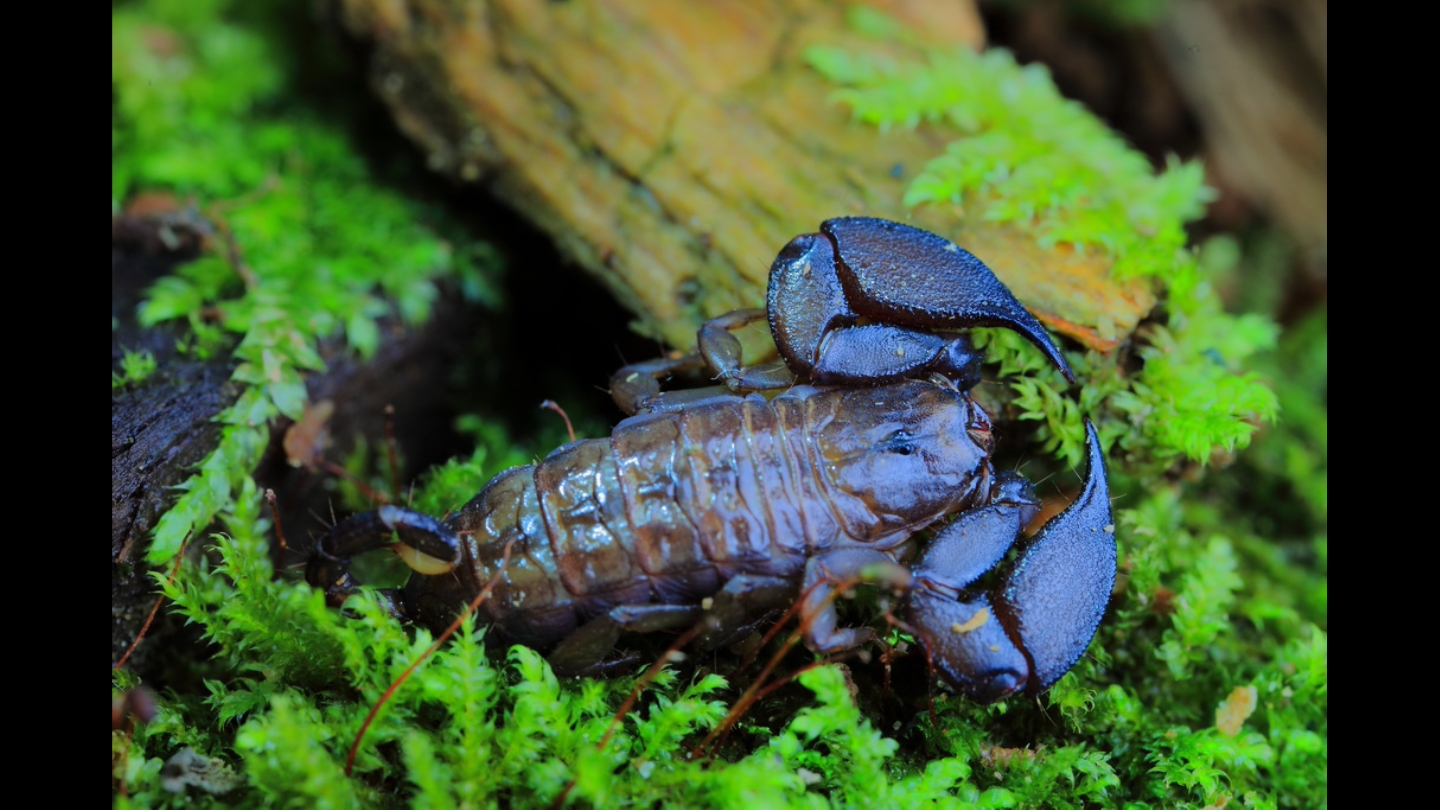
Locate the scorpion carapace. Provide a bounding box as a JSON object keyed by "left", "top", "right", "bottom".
{"left": 309, "top": 217, "right": 1116, "bottom": 703}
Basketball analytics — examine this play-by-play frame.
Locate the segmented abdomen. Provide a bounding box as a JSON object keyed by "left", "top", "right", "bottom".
{"left": 437, "top": 390, "right": 850, "bottom": 648}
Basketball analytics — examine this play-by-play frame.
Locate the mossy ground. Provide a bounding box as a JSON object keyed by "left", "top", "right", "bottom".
{"left": 113, "top": 2, "right": 1325, "bottom": 807}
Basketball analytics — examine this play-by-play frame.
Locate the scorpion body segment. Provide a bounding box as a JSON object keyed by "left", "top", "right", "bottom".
{"left": 310, "top": 217, "right": 1116, "bottom": 702}
{"left": 317, "top": 379, "right": 998, "bottom": 672}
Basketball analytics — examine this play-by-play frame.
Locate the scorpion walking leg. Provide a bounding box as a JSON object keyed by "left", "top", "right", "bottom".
{"left": 611, "top": 308, "right": 795, "bottom": 417}
{"left": 547, "top": 604, "right": 705, "bottom": 676}
{"left": 307, "top": 505, "right": 462, "bottom": 611}
{"left": 689, "top": 574, "right": 797, "bottom": 651}
{"left": 800, "top": 549, "right": 912, "bottom": 653}
{"left": 695, "top": 308, "right": 794, "bottom": 392}
{"left": 609, "top": 354, "right": 726, "bottom": 415}
{"left": 546, "top": 575, "right": 800, "bottom": 676}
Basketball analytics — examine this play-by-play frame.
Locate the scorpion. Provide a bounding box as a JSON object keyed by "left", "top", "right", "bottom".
{"left": 309, "top": 217, "right": 1115, "bottom": 703}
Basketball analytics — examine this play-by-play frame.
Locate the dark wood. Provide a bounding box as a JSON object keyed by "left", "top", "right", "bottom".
{"left": 110, "top": 212, "right": 484, "bottom": 671}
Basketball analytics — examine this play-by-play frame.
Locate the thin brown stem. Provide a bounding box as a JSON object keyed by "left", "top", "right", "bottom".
{"left": 692, "top": 576, "right": 860, "bottom": 760}
{"left": 383, "top": 404, "right": 401, "bottom": 500}
{"left": 344, "top": 538, "right": 517, "bottom": 777}
{"left": 113, "top": 533, "right": 191, "bottom": 670}
{"left": 322, "top": 459, "right": 390, "bottom": 506}
{"left": 265, "top": 488, "right": 288, "bottom": 552}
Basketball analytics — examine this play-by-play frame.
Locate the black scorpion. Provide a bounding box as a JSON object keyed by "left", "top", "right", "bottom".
{"left": 309, "top": 217, "right": 1115, "bottom": 702}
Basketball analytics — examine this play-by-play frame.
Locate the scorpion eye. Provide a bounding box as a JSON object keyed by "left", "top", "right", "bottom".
{"left": 882, "top": 430, "right": 916, "bottom": 455}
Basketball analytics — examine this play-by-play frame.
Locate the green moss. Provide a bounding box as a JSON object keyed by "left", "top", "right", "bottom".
{"left": 112, "top": 348, "right": 159, "bottom": 389}
{"left": 816, "top": 50, "right": 1208, "bottom": 282}
{"left": 114, "top": 0, "right": 500, "bottom": 564}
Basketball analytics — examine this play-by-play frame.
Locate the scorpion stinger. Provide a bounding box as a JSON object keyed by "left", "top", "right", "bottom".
{"left": 308, "top": 505, "right": 461, "bottom": 611}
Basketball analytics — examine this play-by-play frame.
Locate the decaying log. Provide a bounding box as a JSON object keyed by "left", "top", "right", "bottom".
{"left": 111, "top": 210, "right": 486, "bottom": 671}
{"left": 331, "top": 0, "right": 1154, "bottom": 353}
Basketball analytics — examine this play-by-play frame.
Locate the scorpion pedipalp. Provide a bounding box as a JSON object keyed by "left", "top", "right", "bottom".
{"left": 906, "top": 421, "right": 1114, "bottom": 700}
{"left": 994, "top": 419, "right": 1115, "bottom": 690}
{"left": 768, "top": 217, "right": 1074, "bottom": 385}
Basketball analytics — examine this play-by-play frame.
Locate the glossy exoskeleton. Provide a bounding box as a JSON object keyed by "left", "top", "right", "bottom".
{"left": 309, "top": 217, "right": 1115, "bottom": 702}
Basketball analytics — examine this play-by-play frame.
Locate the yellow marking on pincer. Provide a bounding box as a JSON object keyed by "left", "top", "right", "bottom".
{"left": 950, "top": 607, "right": 991, "bottom": 635}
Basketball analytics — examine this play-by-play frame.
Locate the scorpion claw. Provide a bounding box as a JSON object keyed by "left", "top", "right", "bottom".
{"left": 908, "top": 591, "right": 1028, "bottom": 702}
{"left": 907, "top": 421, "right": 1114, "bottom": 700}
{"left": 767, "top": 217, "right": 1074, "bottom": 385}
{"left": 995, "top": 419, "right": 1115, "bottom": 690}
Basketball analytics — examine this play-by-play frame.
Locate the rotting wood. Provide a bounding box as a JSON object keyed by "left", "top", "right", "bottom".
{"left": 332, "top": 0, "right": 1154, "bottom": 353}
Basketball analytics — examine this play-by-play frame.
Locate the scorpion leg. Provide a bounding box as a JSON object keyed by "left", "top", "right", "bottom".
{"left": 307, "top": 505, "right": 462, "bottom": 610}
{"left": 609, "top": 353, "right": 738, "bottom": 416}
{"left": 906, "top": 421, "right": 1114, "bottom": 701}
{"left": 546, "top": 603, "right": 705, "bottom": 676}
{"left": 768, "top": 217, "right": 1073, "bottom": 385}
{"left": 695, "top": 308, "right": 795, "bottom": 393}
{"left": 611, "top": 308, "right": 795, "bottom": 417}
{"left": 800, "top": 549, "right": 912, "bottom": 653}
{"left": 689, "top": 574, "right": 797, "bottom": 651}
{"left": 546, "top": 575, "right": 800, "bottom": 675}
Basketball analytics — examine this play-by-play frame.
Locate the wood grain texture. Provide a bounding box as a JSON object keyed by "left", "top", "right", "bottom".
{"left": 334, "top": 0, "right": 1154, "bottom": 353}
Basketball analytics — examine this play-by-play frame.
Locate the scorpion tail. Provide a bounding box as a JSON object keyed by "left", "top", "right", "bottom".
{"left": 307, "top": 505, "right": 462, "bottom": 608}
